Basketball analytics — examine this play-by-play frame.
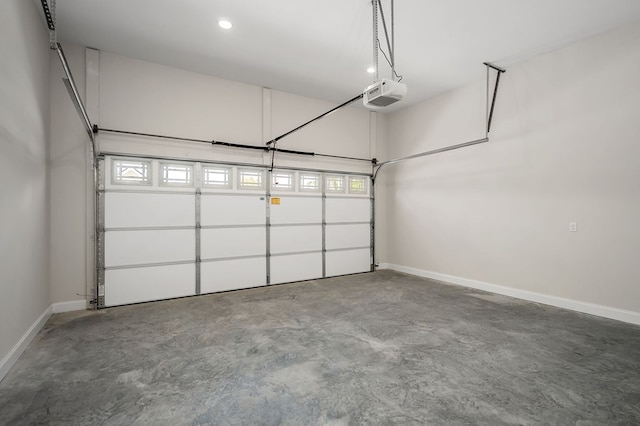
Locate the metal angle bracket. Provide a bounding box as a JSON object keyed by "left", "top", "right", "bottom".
{"left": 56, "top": 43, "right": 95, "bottom": 145}
{"left": 40, "top": 0, "right": 55, "bottom": 30}
{"left": 484, "top": 62, "right": 506, "bottom": 134}
{"left": 40, "top": 2, "right": 96, "bottom": 151}
{"left": 40, "top": 0, "right": 57, "bottom": 48}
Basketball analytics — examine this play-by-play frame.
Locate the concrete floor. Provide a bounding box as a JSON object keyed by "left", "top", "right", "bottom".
{"left": 1, "top": 270, "right": 640, "bottom": 425}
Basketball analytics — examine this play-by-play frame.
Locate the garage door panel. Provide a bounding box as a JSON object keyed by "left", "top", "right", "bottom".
{"left": 325, "top": 224, "right": 370, "bottom": 251}
{"left": 270, "top": 253, "right": 323, "bottom": 284}
{"left": 104, "top": 264, "right": 195, "bottom": 307}
{"left": 326, "top": 198, "right": 370, "bottom": 223}
{"left": 271, "top": 226, "right": 322, "bottom": 254}
{"left": 326, "top": 249, "right": 371, "bottom": 277}
{"left": 105, "top": 229, "right": 195, "bottom": 267}
{"left": 102, "top": 156, "right": 373, "bottom": 307}
{"left": 201, "top": 195, "right": 266, "bottom": 226}
{"left": 270, "top": 197, "right": 322, "bottom": 225}
{"left": 105, "top": 192, "right": 194, "bottom": 228}
{"left": 201, "top": 258, "right": 266, "bottom": 293}
{"left": 201, "top": 227, "right": 266, "bottom": 259}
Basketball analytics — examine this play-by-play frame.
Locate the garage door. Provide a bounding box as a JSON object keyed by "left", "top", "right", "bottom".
{"left": 97, "top": 155, "right": 372, "bottom": 307}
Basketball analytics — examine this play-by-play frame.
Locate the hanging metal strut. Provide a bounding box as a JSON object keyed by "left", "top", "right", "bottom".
{"left": 484, "top": 62, "right": 506, "bottom": 134}
{"left": 373, "top": 62, "right": 506, "bottom": 181}
{"left": 41, "top": 0, "right": 95, "bottom": 147}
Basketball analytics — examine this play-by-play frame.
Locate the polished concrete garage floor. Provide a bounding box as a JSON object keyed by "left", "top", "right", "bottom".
{"left": 1, "top": 270, "right": 640, "bottom": 425}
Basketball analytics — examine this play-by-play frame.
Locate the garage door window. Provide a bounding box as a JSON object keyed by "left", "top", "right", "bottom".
{"left": 112, "top": 159, "right": 151, "bottom": 185}
{"left": 203, "top": 166, "right": 232, "bottom": 189}
{"left": 299, "top": 173, "right": 321, "bottom": 192}
{"left": 272, "top": 171, "right": 294, "bottom": 191}
{"left": 160, "top": 163, "right": 194, "bottom": 187}
{"left": 325, "top": 175, "right": 345, "bottom": 193}
{"left": 238, "top": 169, "right": 265, "bottom": 190}
{"left": 348, "top": 176, "right": 368, "bottom": 194}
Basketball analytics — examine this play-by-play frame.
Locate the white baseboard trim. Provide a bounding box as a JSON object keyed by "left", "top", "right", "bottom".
{"left": 0, "top": 299, "right": 87, "bottom": 383}
{"left": 0, "top": 305, "right": 52, "bottom": 383}
{"left": 378, "top": 263, "right": 640, "bottom": 326}
{"left": 52, "top": 299, "right": 87, "bottom": 314}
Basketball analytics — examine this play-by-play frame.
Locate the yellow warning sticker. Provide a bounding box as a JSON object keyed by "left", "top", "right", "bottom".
{"left": 271, "top": 197, "right": 281, "bottom": 205}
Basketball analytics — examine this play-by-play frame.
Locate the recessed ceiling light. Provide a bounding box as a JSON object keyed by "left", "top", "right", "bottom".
{"left": 367, "top": 67, "right": 376, "bottom": 74}
{"left": 218, "top": 20, "right": 232, "bottom": 30}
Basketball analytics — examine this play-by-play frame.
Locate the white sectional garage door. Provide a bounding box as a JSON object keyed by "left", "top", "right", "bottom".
{"left": 98, "top": 156, "right": 372, "bottom": 307}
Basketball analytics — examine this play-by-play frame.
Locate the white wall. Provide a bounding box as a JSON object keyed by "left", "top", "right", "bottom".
{"left": 49, "top": 48, "right": 384, "bottom": 302}
{"left": 94, "top": 51, "right": 377, "bottom": 173}
{"left": 0, "top": 0, "right": 51, "bottom": 370}
{"left": 384, "top": 21, "right": 640, "bottom": 319}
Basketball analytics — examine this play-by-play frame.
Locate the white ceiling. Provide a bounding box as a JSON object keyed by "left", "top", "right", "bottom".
{"left": 50, "top": 0, "right": 640, "bottom": 112}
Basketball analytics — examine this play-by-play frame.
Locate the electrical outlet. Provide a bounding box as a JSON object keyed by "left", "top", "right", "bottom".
{"left": 569, "top": 222, "right": 577, "bottom": 232}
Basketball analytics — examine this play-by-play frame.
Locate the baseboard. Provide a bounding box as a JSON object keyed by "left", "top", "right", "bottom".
{"left": 378, "top": 263, "right": 640, "bottom": 326}
{"left": 0, "top": 305, "right": 52, "bottom": 383}
{"left": 0, "top": 300, "right": 87, "bottom": 383}
{"left": 52, "top": 299, "right": 87, "bottom": 314}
